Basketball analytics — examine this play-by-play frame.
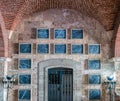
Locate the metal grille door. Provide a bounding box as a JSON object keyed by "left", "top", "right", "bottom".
{"left": 48, "top": 68, "right": 73, "bottom": 101}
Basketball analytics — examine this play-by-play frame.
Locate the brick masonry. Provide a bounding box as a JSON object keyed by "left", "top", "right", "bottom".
{"left": 0, "top": 9, "right": 119, "bottom": 101}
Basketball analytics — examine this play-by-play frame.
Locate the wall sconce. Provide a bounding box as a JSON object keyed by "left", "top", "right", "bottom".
{"left": 2, "top": 75, "right": 17, "bottom": 101}
{"left": 103, "top": 73, "right": 116, "bottom": 101}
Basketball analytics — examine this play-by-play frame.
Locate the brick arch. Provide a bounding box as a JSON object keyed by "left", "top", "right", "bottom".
{"left": 115, "top": 11, "right": 120, "bottom": 57}
{"left": 0, "top": 27, "right": 4, "bottom": 57}
{"left": 115, "top": 25, "right": 120, "bottom": 57}
{"left": 10, "top": 0, "right": 118, "bottom": 31}
{"left": 0, "top": 11, "right": 8, "bottom": 57}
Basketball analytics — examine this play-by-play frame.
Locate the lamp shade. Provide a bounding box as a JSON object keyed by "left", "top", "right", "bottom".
{"left": 107, "top": 76, "right": 114, "bottom": 81}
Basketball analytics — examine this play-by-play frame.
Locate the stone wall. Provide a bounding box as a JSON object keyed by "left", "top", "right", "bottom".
{"left": 7, "top": 9, "right": 115, "bottom": 101}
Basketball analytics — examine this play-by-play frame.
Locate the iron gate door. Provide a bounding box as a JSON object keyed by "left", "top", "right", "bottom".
{"left": 48, "top": 68, "right": 73, "bottom": 101}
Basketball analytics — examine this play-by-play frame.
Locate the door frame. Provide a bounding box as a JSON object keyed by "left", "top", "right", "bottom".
{"left": 48, "top": 67, "right": 73, "bottom": 101}
{"left": 38, "top": 59, "right": 82, "bottom": 101}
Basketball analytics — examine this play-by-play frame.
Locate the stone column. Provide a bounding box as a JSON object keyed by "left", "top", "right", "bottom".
{"left": 0, "top": 57, "right": 4, "bottom": 101}
{"left": 113, "top": 57, "right": 120, "bottom": 97}
{"left": 0, "top": 57, "right": 11, "bottom": 101}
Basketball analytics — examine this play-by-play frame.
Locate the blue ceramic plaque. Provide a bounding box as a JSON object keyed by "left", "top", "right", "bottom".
{"left": 37, "top": 29, "right": 49, "bottom": 38}
{"left": 89, "top": 75, "right": 101, "bottom": 84}
{"left": 55, "top": 44, "right": 66, "bottom": 53}
{"left": 37, "top": 44, "right": 49, "bottom": 53}
{"left": 71, "top": 29, "right": 83, "bottom": 39}
{"left": 19, "top": 59, "right": 31, "bottom": 69}
{"left": 19, "top": 75, "right": 31, "bottom": 84}
{"left": 89, "top": 89, "right": 101, "bottom": 100}
{"left": 72, "top": 45, "right": 83, "bottom": 54}
{"left": 89, "top": 60, "right": 100, "bottom": 69}
{"left": 54, "top": 29, "right": 66, "bottom": 38}
{"left": 19, "top": 44, "right": 31, "bottom": 53}
{"left": 89, "top": 45, "right": 100, "bottom": 54}
{"left": 19, "top": 89, "right": 31, "bottom": 100}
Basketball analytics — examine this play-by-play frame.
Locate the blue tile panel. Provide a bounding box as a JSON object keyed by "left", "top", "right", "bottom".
{"left": 19, "top": 75, "right": 31, "bottom": 84}
{"left": 54, "top": 29, "right": 66, "bottom": 38}
{"left": 37, "top": 44, "right": 49, "bottom": 53}
{"left": 37, "top": 29, "right": 49, "bottom": 38}
{"left": 89, "top": 75, "right": 101, "bottom": 84}
{"left": 89, "top": 45, "right": 100, "bottom": 54}
{"left": 19, "top": 59, "right": 31, "bottom": 69}
{"left": 89, "top": 89, "right": 101, "bottom": 100}
{"left": 55, "top": 44, "right": 66, "bottom": 53}
{"left": 72, "top": 45, "right": 83, "bottom": 54}
{"left": 19, "top": 89, "right": 31, "bottom": 100}
{"left": 71, "top": 29, "right": 83, "bottom": 39}
{"left": 19, "top": 44, "right": 31, "bottom": 53}
{"left": 89, "top": 60, "right": 100, "bottom": 69}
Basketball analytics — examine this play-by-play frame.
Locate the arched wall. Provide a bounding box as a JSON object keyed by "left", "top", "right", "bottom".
{"left": 0, "top": 27, "right": 4, "bottom": 57}
{"left": 7, "top": 9, "right": 112, "bottom": 101}
{"left": 11, "top": 9, "right": 113, "bottom": 59}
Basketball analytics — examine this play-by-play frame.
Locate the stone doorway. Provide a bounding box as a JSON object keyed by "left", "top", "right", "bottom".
{"left": 38, "top": 59, "right": 82, "bottom": 101}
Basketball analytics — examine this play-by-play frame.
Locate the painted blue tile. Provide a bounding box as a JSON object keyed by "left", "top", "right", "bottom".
{"left": 37, "top": 44, "right": 49, "bottom": 53}
{"left": 72, "top": 29, "right": 83, "bottom": 39}
{"left": 19, "top": 59, "right": 31, "bottom": 69}
{"left": 55, "top": 44, "right": 66, "bottom": 53}
{"left": 89, "top": 45, "right": 100, "bottom": 54}
{"left": 19, "top": 89, "right": 31, "bottom": 100}
{"left": 89, "top": 60, "right": 100, "bottom": 69}
{"left": 89, "top": 89, "right": 101, "bottom": 100}
{"left": 89, "top": 75, "right": 101, "bottom": 84}
{"left": 72, "top": 45, "right": 83, "bottom": 54}
{"left": 54, "top": 29, "right": 66, "bottom": 38}
{"left": 19, "top": 75, "right": 31, "bottom": 84}
{"left": 38, "top": 29, "right": 49, "bottom": 38}
{"left": 19, "top": 44, "right": 31, "bottom": 53}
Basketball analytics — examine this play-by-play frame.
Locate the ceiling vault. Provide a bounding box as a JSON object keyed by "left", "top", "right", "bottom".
{"left": 0, "top": 0, "right": 119, "bottom": 31}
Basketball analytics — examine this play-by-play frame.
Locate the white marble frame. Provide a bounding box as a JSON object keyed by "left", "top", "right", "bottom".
{"left": 38, "top": 59, "right": 82, "bottom": 101}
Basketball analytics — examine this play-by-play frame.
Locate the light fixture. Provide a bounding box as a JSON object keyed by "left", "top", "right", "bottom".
{"left": 2, "top": 75, "right": 16, "bottom": 101}
{"left": 103, "top": 73, "right": 116, "bottom": 101}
